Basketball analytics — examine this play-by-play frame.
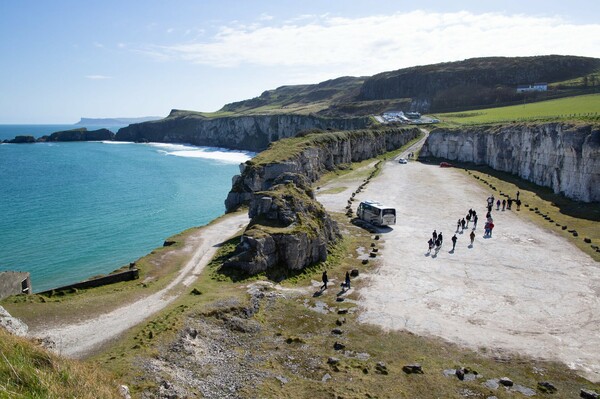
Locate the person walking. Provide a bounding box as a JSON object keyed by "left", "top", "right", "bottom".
{"left": 507, "top": 198, "right": 512, "bottom": 210}
{"left": 516, "top": 199, "right": 521, "bottom": 211}
{"left": 461, "top": 218, "right": 466, "bottom": 230}
{"left": 344, "top": 271, "right": 351, "bottom": 290}
{"left": 489, "top": 222, "right": 495, "bottom": 237}
{"left": 428, "top": 238, "right": 434, "bottom": 252}
{"left": 456, "top": 219, "right": 461, "bottom": 232}
{"left": 502, "top": 199, "right": 506, "bottom": 211}
{"left": 473, "top": 214, "right": 478, "bottom": 229}
{"left": 451, "top": 234, "right": 457, "bottom": 251}
{"left": 470, "top": 230, "right": 475, "bottom": 246}
{"left": 321, "top": 271, "right": 329, "bottom": 290}
{"left": 432, "top": 230, "right": 438, "bottom": 241}
{"left": 516, "top": 191, "right": 520, "bottom": 201}
{"left": 438, "top": 232, "right": 443, "bottom": 246}
{"left": 465, "top": 213, "right": 471, "bottom": 227}
{"left": 496, "top": 199, "right": 501, "bottom": 210}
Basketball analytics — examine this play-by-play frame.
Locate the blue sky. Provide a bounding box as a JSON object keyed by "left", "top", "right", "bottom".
{"left": 0, "top": 0, "right": 598, "bottom": 123}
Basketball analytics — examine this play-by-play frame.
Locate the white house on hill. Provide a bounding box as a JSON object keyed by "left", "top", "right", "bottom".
{"left": 516, "top": 83, "right": 548, "bottom": 93}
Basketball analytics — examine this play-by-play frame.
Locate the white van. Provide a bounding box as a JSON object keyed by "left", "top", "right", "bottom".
{"left": 357, "top": 200, "right": 396, "bottom": 226}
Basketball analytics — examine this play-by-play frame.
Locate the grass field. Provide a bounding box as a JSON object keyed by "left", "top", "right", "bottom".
{"left": 436, "top": 93, "right": 600, "bottom": 125}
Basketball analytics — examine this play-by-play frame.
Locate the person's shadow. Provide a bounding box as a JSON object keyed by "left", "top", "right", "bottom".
{"left": 313, "top": 287, "right": 326, "bottom": 297}
{"left": 449, "top": 249, "right": 455, "bottom": 254}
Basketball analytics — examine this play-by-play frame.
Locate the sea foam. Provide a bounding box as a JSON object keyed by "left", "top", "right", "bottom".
{"left": 148, "top": 143, "right": 254, "bottom": 163}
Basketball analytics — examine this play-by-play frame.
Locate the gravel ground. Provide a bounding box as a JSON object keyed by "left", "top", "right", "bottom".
{"left": 318, "top": 158, "right": 600, "bottom": 382}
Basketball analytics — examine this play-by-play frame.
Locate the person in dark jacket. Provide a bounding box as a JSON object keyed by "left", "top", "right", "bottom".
{"left": 321, "top": 271, "right": 328, "bottom": 290}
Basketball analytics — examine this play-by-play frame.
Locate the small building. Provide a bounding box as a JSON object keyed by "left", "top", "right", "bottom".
{"left": 516, "top": 83, "right": 548, "bottom": 93}
{"left": 0, "top": 271, "right": 31, "bottom": 300}
{"left": 405, "top": 112, "right": 421, "bottom": 119}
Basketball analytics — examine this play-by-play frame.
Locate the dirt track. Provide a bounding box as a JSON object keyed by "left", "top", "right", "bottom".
{"left": 30, "top": 213, "right": 249, "bottom": 358}
{"left": 318, "top": 158, "right": 600, "bottom": 382}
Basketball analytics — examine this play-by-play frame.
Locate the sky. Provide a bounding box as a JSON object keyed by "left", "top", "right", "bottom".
{"left": 0, "top": 0, "right": 598, "bottom": 123}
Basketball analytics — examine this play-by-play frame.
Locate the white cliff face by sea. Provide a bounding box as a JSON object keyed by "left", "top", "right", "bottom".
{"left": 420, "top": 123, "right": 600, "bottom": 202}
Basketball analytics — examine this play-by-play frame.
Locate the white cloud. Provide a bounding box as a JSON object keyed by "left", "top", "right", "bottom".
{"left": 259, "top": 13, "right": 273, "bottom": 21}
{"left": 147, "top": 10, "right": 600, "bottom": 77}
{"left": 85, "top": 75, "right": 112, "bottom": 80}
{"left": 93, "top": 42, "right": 104, "bottom": 48}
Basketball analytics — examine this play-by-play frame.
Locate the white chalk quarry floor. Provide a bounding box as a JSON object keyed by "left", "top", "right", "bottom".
{"left": 318, "top": 160, "right": 600, "bottom": 382}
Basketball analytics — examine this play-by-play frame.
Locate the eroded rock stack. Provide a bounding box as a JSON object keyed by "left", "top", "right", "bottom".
{"left": 223, "top": 173, "right": 340, "bottom": 274}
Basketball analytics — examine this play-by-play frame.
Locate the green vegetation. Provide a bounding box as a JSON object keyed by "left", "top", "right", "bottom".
{"left": 249, "top": 126, "right": 418, "bottom": 167}
{"left": 436, "top": 93, "right": 600, "bottom": 125}
{"left": 0, "top": 329, "right": 120, "bottom": 398}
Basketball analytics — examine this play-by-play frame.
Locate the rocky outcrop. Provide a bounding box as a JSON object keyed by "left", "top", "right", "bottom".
{"left": 420, "top": 123, "right": 600, "bottom": 202}
{"left": 39, "top": 128, "right": 115, "bottom": 142}
{"left": 223, "top": 173, "right": 340, "bottom": 274}
{"left": 115, "top": 111, "right": 370, "bottom": 151}
{"left": 225, "top": 127, "right": 422, "bottom": 211}
{"left": 5, "top": 135, "right": 36, "bottom": 143}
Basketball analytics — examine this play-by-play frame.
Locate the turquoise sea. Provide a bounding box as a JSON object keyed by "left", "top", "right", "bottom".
{"left": 0, "top": 125, "right": 253, "bottom": 292}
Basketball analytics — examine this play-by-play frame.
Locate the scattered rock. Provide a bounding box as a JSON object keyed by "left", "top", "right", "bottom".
{"left": 499, "top": 377, "right": 514, "bottom": 387}
{"left": 374, "top": 235, "right": 380, "bottom": 240}
{"left": 333, "top": 342, "right": 346, "bottom": 350}
{"left": 338, "top": 308, "right": 348, "bottom": 314}
{"left": 362, "top": 259, "right": 369, "bottom": 265}
{"left": 485, "top": 379, "right": 500, "bottom": 389}
{"left": 562, "top": 225, "right": 568, "bottom": 230}
{"left": 331, "top": 328, "right": 343, "bottom": 335}
{"left": 581, "top": 388, "right": 599, "bottom": 399}
{"left": 537, "top": 381, "right": 557, "bottom": 393}
{"left": 456, "top": 368, "right": 465, "bottom": 380}
{"left": 163, "top": 240, "right": 176, "bottom": 246}
{"left": 336, "top": 297, "right": 344, "bottom": 302}
{"left": 513, "top": 384, "right": 536, "bottom": 396}
{"left": 336, "top": 318, "right": 346, "bottom": 326}
{"left": 375, "top": 361, "right": 389, "bottom": 375}
{"left": 321, "top": 373, "right": 331, "bottom": 382}
{"left": 573, "top": 232, "right": 579, "bottom": 237}
{"left": 402, "top": 364, "right": 423, "bottom": 374}
{"left": 276, "top": 375, "right": 289, "bottom": 385}
{"left": 0, "top": 305, "right": 28, "bottom": 336}
{"left": 350, "top": 269, "right": 359, "bottom": 277}
{"left": 327, "top": 357, "right": 340, "bottom": 365}
{"left": 119, "top": 385, "right": 131, "bottom": 399}
{"left": 584, "top": 238, "right": 592, "bottom": 243}
{"left": 190, "top": 288, "right": 202, "bottom": 295}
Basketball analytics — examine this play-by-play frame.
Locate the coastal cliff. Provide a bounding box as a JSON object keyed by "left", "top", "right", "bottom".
{"left": 420, "top": 123, "right": 600, "bottom": 202}
{"left": 115, "top": 110, "right": 371, "bottom": 152}
{"left": 225, "top": 127, "right": 422, "bottom": 212}
{"left": 222, "top": 127, "right": 421, "bottom": 275}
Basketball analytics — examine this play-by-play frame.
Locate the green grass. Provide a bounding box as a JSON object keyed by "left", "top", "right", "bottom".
{"left": 0, "top": 329, "right": 120, "bottom": 398}
{"left": 436, "top": 93, "right": 600, "bottom": 125}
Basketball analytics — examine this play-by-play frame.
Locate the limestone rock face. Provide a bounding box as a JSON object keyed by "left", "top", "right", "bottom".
{"left": 225, "top": 127, "right": 421, "bottom": 211}
{"left": 115, "top": 113, "right": 370, "bottom": 152}
{"left": 224, "top": 176, "right": 340, "bottom": 275}
{"left": 420, "top": 123, "right": 600, "bottom": 202}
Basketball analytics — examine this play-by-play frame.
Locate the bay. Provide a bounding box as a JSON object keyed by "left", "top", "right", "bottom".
{"left": 0, "top": 125, "right": 252, "bottom": 292}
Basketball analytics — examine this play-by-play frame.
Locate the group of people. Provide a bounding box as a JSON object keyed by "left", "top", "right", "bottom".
{"left": 320, "top": 270, "right": 351, "bottom": 291}
{"left": 457, "top": 208, "right": 478, "bottom": 232}
{"left": 427, "top": 230, "right": 444, "bottom": 253}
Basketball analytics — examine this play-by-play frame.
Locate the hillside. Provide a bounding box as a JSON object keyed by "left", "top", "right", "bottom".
{"left": 216, "top": 55, "right": 600, "bottom": 118}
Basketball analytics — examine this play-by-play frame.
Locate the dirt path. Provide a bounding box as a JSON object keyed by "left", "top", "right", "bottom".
{"left": 318, "top": 157, "right": 600, "bottom": 382}
{"left": 30, "top": 213, "right": 249, "bottom": 358}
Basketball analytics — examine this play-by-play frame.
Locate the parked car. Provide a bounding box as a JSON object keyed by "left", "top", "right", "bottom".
{"left": 398, "top": 158, "right": 408, "bottom": 164}
{"left": 439, "top": 162, "right": 453, "bottom": 168}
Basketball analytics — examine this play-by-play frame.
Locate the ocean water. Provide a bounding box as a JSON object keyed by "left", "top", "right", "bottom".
{"left": 0, "top": 125, "right": 253, "bottom": 292}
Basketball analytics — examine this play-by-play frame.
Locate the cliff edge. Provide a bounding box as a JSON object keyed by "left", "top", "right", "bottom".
{"left": 420, "top": 122, "right": 600, "bottom": 202}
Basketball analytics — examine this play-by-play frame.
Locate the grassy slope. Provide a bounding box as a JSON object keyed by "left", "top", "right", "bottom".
{"left": 435, "top": 93, "right": 600, "bottom": 125}
{"left": 0, "top": 329, "right": 120, "bottom": 398}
